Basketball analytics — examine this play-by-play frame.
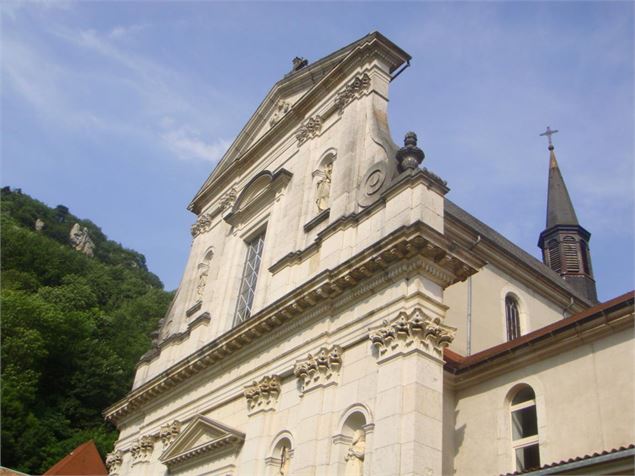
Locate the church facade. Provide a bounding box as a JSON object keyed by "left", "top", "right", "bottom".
{"left": 104, "top": 32, "right": 634, "bottom": 476}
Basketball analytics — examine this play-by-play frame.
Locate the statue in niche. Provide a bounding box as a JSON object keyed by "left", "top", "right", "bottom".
{"left": 315, "top": 162, "right": 333, "bottom": 212}
{"left": 278, "top": 445, "right": 290, "bottom": 475}
{"left": 195, "top": 268, "right": 208, "bottom": 300}
{"left": 344, "top": 430, "right": 365, "bottom": 476}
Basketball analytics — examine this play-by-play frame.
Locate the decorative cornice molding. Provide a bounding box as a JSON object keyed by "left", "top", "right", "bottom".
{"left": 369, "top": 307, "right": 456, "bottom": 362}
{"left": 334, "top": 73, "right": 371, "bottom": 111}
{"left": 295, "top": 115, "right": 322, "bottom": 145}
{"left": 243, "top": 375, "right": 281, "bottom": 415}
{"left": 104, "top": 222, "right": 482, "bottom": 425}
{"left": 293, "top": 345, "right": 342, "bottom": 394}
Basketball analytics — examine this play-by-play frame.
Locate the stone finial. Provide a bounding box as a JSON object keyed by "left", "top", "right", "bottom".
{"left": 291, "top": 57, "right": 308, "bottom": 72}
{"left": 395, "top": 131, "right": 425, "bottom": 172}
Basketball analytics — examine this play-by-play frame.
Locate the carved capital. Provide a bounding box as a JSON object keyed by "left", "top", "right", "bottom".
{"left": 293, "top": 345, "right": 342, "bottom": 394}
{"left": 159, "top": 420, "right": 182, "bottom": 448}
{"left": 130, "top": 435, "right": 155, "bottom": 464}
{"left": 105, "top": 450, "right": 123, "bottom": 475}
{"left": 334, "top": 73, "right": 371, "bottom": 111}
{"left": 296, "top": 115, "right": 322, "bottom": 144}
{"left": 243, "top": 375, "right": 281, "bottom": 414}
{"left": 369, "top": 308, "right": 455, "bottom": 361}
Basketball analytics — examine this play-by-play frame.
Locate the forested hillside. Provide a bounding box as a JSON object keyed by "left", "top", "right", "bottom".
{"left": 1, "top": 187, "right": 173, "bottom": 474}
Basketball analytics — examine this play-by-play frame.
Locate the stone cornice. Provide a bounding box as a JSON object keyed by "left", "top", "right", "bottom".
{"left": 270, "top": 169, "right": 450, "bottom": 274}
{"left": 104, "top": 221, "right": 483, "bottom": 425}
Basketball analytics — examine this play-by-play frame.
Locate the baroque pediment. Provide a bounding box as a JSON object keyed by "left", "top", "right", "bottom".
{"left": 159, "top": 415, "right": 245, "bottom": 469}
{"left": 188, "top": 31, "right": 411, "bottom": 214}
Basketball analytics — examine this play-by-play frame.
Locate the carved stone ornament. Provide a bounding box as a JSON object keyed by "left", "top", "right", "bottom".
{"left": 130, "top": 435, "right": 155, "bottom": 464}
{"left": 243, "top": 375, "right": 281, "bottom": 413}
{"left": 293, "top": 345, "right": 343, "bottom": 394}
{"left": 357, "top": 161, "right": 391, "bottom": 208}
{"left": 160, "top": 420, "right": 182, "bottom": 448}
{"left": 105, "top": 450, "right": 123, "bottom": 475}
{"left": 334, "top": 73, "right": 371, "bottom": 111}
{"left": 369, "top": 308, "right": 455, "bottom": 361}
{"left": 296, "top": 115, "right": 322, "bottom": 144}
{"left": 396, "top": 131, "right": 425, "bottom": 172}
{"left": 219, "top": 186, "right": 238, "bottom": 212}
{"left": 270, "top": 100, "right": 291, "bottom": 127}
{"left": 191, "top": 213, "right": 213, "bottom": 237}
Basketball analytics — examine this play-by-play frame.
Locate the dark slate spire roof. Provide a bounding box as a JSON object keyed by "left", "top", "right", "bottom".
{"left": 546, "top": 146, "right": 579, "bottom": 229}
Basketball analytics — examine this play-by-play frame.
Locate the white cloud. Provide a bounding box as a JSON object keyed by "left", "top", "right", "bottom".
{"left": 162, "top": 125, "right": 229, "bottom": 163}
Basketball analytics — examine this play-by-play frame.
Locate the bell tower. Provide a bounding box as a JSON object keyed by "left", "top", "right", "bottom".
{"left": 537, "top": 127, "right": 597, "bottom": 302}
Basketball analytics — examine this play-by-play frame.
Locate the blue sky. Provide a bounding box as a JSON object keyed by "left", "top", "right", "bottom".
{"left": 2, "top": 1, "right": 633, "bottom": 301}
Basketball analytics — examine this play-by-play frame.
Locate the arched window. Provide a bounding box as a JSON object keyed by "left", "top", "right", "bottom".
{"left": 510, "top": 386, "right": 540, "bottom": 472}
{"left": 505, "top": 295, "right": 521, "bottom": 341}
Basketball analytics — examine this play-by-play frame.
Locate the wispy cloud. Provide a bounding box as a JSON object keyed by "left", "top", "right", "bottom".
{"left": 2, "top": 14, "right": 231, "bottom": 163}
{"left": 162, "top": 123, "right": 230, "bottom": 163}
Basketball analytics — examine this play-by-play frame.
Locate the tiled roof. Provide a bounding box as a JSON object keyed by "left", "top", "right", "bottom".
{"left": 445, "top": 291, "right": 634, "bottom": 373}
{"left": 43, "top": 440, "right": 107, "bottom": 476}
{"left": 501, "top": 443, "right": 635, "bottom": 475}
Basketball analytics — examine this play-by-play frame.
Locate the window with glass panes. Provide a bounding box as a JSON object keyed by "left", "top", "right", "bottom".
{"left": 511, "top": 386, "right": 540, "bottom": 472}
{"left": 234, "top": 232, "right": 266, "bottom": 326}
{"left": 506, "top": 295, "right": 521, "bottom": 341}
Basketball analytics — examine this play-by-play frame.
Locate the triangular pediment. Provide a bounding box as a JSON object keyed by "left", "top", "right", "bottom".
{"left": 159, "top": 415, "right": 245, "bottom": 468}
{"left": 188, "top": 31, "right": 410, "bottom": 214}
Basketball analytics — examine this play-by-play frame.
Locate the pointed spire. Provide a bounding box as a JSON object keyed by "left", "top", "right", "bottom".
{"left": 546, "top": 146, "right": 579, "bottom": 228}
{"left": 537, "top": 127, "right": 598, "bottom": 303}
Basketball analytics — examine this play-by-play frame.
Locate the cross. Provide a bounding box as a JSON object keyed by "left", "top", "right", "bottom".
{"left": 539, "top": 126, "right": 559, "bottom": 148}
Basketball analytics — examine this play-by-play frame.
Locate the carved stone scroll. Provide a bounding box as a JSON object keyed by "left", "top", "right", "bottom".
{"left": 191, "top": 213, "right": 213, "bottom": 237}
{"left": 369, "top": 308, "right": 455, "bottom": 361}
{"left": 293, "top": 345, "right": 342, "bottom": 394}
{"left": 334, "top": 73, "right": 371, "bottom": 111}
{"left": 105, "top": 450, "right": 123, "bottom": 475}
{"left": 296, "top": 115, "right": 322, "bottom": 144}
{"left": 243, "top": 375, "right": 281, "bottom": 414}
{"left": 160, "top": 420, "right": 182, "bottom": 448}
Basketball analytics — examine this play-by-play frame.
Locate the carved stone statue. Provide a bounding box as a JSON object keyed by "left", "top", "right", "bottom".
{"left": 279, "top": 445, "right": 291, "bottom": 475}
{"left": 315, "top": 162, "right": 333, "bottom": 212}
{"left": 344, "top": 430, "right": 365, "bottom": 476}
{"left": 69, "top": 223, "right": 95, "bottom": 257}
{"left": 195, "top": 268, "right": 208, "bottom": 299}
{"left": 34, "top": 218, "right": 45, "bottom": 232}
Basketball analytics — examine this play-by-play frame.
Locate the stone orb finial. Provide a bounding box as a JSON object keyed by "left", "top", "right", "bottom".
{"left": 396, "top": 131, "right": 425, "bottom": 172}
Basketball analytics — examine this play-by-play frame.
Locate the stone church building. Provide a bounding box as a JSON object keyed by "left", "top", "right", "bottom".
{"left": 104, "top": 32, "right": 634, "bottom": 476}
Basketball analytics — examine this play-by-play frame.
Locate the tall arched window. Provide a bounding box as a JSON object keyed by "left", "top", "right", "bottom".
{"left": 510, "top": 385, "right": 540, "bottom": 472}
{"left": 505, "top": 294, "right": 521, "bottom": 341}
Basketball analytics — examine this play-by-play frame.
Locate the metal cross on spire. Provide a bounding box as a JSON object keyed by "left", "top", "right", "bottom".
{"left": 539, "top": 126, "right": 559, "bottom": 150}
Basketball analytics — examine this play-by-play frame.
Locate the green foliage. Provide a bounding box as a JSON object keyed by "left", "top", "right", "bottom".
{"left": 0, "top": 187, "right": 173, "bottom": 473}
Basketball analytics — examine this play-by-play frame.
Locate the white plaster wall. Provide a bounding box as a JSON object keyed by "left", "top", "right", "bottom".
{"left": 444, "top": 264, "right": 568, "bottom": 355}
{"left": 451, "top": 327, "right": 634, "bottom": 476}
